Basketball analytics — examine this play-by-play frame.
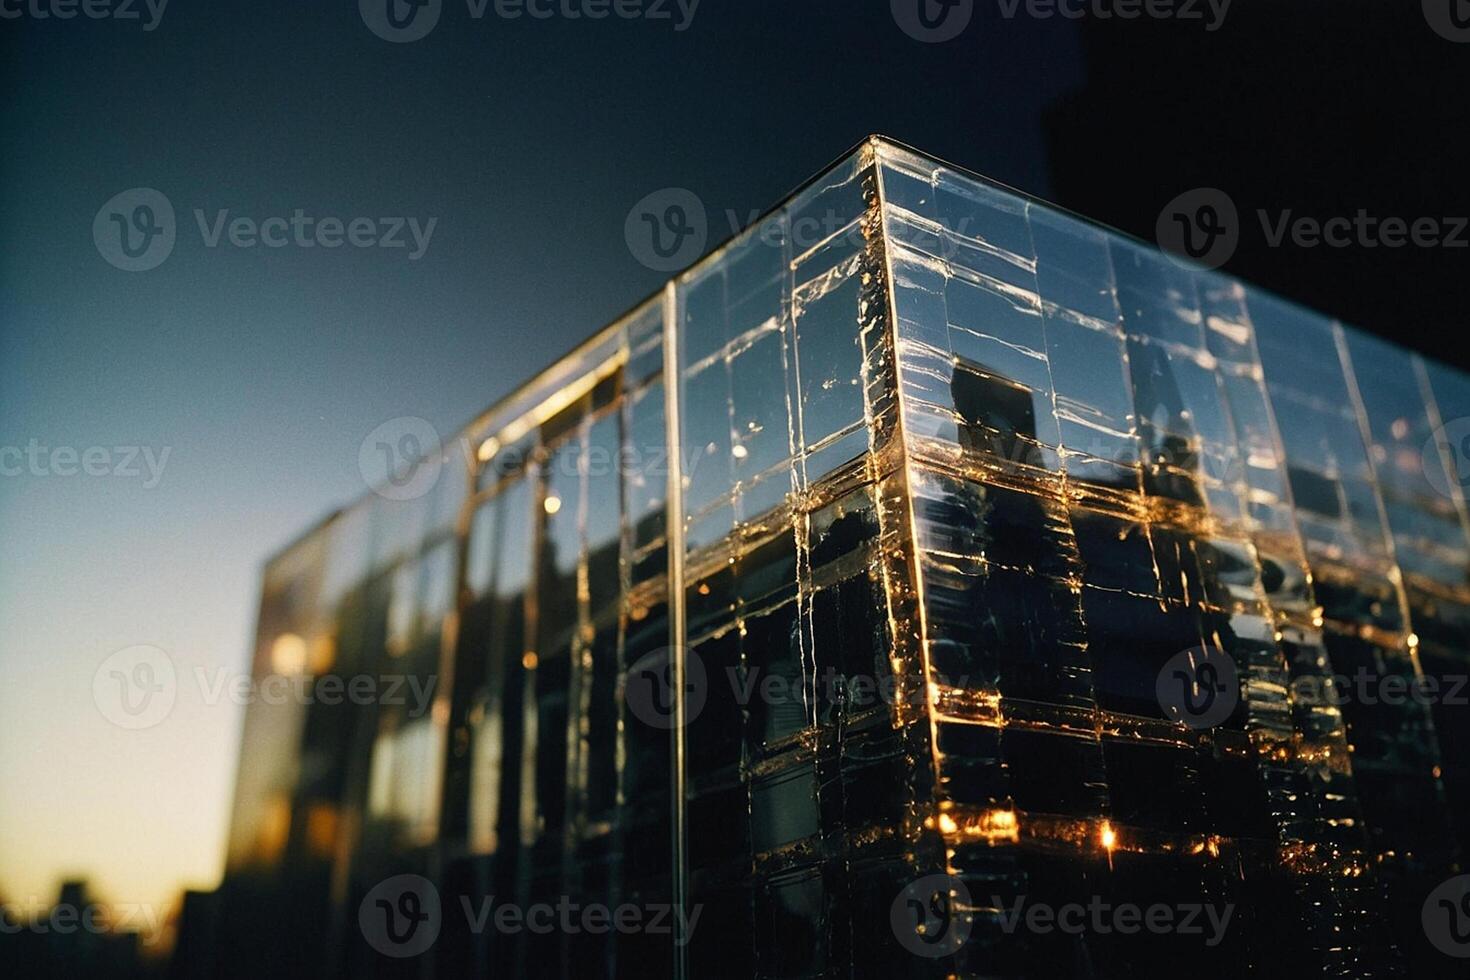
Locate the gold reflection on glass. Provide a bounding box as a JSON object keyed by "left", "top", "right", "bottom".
{"left": 269, "top": 633, "right": 308, "bottom": 676}
{"left": 304, "top": 804, "right": 337, "bottom": 858}
{"left": 256, "top": 795, "right": 290, "bottom": 865}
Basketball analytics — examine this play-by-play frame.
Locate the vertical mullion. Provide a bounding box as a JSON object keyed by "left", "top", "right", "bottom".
{"left": 660, "top": 279, "right": 690, "bottom": 980}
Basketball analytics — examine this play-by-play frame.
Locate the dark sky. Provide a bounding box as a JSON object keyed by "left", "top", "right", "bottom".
{"left": 1, "top": 0, "right": 1086, "bottom": 516}
{"left": 1049, "top": 0, "right": 1470, "bottom": 370}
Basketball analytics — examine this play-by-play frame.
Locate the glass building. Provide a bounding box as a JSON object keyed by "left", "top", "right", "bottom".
{"left": 215, "top": 137, "right": 1469, "bottom": 979}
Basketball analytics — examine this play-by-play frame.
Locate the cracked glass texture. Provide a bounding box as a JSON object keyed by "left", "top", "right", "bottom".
{"left": 218, "top": 139, "right": 1469, "bottom": 980}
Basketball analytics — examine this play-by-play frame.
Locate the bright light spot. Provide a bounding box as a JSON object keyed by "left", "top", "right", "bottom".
{"left": 1101, "top": 823, "right": 1117, "bottom": 850}
{"left": 271, "top": 633, "right": 308, "bottom": 676}
{"left": 522, "top": 651, "right": 539, "bottom": 670}
{"left": 989, "top": 809, "right": 1017, "bottom": 831}
{"left": 544, "top": 496, "right": 562, "bottom": 515}
{"left": 731, "top": 444, "right": 749, "bottom": 459}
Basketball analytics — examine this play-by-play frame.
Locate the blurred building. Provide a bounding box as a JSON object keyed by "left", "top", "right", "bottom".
{"left": 202, "top": 137, "right": 1469, "bottom": 978}
{"left": 165, "top": 890, "right": 221, "bottom": 980}
{"left": 0, "top": 880, "right": 158, "bottom": 980}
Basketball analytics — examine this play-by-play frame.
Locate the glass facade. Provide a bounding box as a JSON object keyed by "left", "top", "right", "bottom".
{"left": 218, "top": 138, "right": 1469, "bottom": 978}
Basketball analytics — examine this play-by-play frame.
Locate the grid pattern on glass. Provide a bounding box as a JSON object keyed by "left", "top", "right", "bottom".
{"left": 668, "top": 147, "right": 931, "bottom": 977}
{"left": 1421, "top": 362, "right": 1470, "bottom": 864}
{"left": 879, "top": 143, "right": 1116, "bottom": 975}
{"left": 874, "top": 138, "right": 1432, "bottom": 976}
{"left": 217, "top": 137, "right": 1470, "bottom": 980}
{"left": 1250, "top": 291, "right": 1455, "bottom": 972}
{"left": 1196, "top": 273, "right": 1388, "bottom": 972}
{"left": 1341, "top": 332, "right": 1470, "bottom": 872}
